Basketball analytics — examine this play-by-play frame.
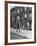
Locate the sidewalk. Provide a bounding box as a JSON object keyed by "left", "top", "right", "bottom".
{"left": 10, "top": 28, "right": 32, "bottom": 39}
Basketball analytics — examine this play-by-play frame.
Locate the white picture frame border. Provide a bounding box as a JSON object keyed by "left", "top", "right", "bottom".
{"left": 8, "top": 3, "right": 35, "bottom": 43}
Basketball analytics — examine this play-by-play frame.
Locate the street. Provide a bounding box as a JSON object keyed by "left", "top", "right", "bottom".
{"left": 10, "top": 28, "right": 32, "bottom": 39}
{"left": 10, "top": 32, "right": 28, "bottom": 39}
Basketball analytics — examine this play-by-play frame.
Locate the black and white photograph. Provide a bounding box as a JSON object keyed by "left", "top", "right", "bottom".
{"left": 10, "top": 6, "right": 32, "bottom": 39}
{"left": 5, "top": 1, "right": 36, "bottom": 45}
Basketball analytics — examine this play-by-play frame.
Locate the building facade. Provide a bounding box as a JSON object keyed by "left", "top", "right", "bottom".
{"left": 10, "top": 7, "right": 32, "bottom": 31}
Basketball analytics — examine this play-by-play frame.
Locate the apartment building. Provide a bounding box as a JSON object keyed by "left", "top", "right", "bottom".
{"left": 10, "top": 7, "right": 32, "bottom": 32}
